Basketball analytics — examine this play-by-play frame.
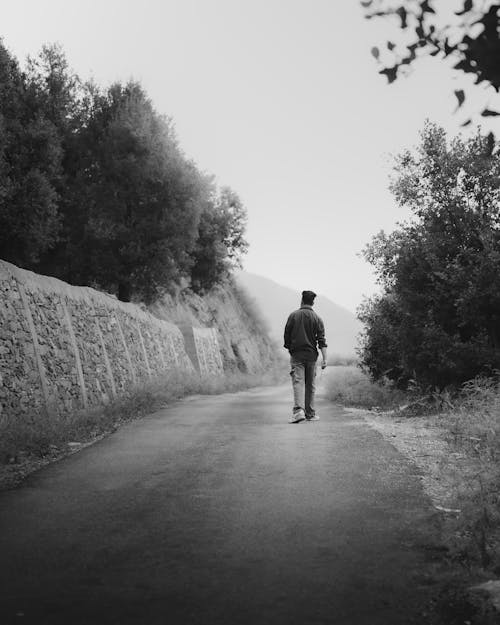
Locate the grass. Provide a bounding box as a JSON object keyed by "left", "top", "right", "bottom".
{"left": 323, "top": 365, "right": 500, "bottom": 578}
{"left": 327, "top": 355, "right": 358, "bottom": 367}
{"left": 435, "top": 377, "right": 500, "bottom": 571}
{"left": 323, "top": 365, "right": 406, "bottom": 410}
{"left": 321, "top": 367, "right": 500, "bottom": 619}
{"left": 0, "top": 367, "right": 284, "bottom": 466}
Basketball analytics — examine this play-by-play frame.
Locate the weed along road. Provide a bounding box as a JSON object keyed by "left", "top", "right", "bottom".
{"left": 0, "top": 385, "right": 445, "bottom": 625}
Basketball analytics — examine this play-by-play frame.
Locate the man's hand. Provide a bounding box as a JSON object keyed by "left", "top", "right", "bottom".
{"left": 320, "top": 347, "right": 327, "bottom": 369}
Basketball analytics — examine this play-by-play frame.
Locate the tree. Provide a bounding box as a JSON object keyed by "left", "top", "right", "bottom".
{"left": 359, "top": 122, "right": 500, "bottom": 388}
{"left": 190, "top": 186, "right": 248, "bottom": 292}
{"left": 0, "top": 41, "right": 249, "bottom": 303}
{"left": 64, "top": 81, "right": 207, "bottom": 302}
{"left": 0, "top": 41, "right": 63, "bottom": 268}
{"left": 25, "top": 44, "right": 82, "bottom": 136}
{"left": 362, "top": 1, "right": 500, "bottom": 121}
{"left": 23, "top": 44, "right": 88, "bottom": 278}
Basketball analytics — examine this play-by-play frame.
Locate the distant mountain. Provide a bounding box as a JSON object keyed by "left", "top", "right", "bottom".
{"left": 235, "top": 271, "right": 362, "bottom": 357}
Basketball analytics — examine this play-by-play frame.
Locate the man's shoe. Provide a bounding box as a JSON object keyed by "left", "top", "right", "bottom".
{"left": 289, "top": 410, "right": 306, "bottom": 424}
{"left": 306, "top": 415, "right": 320, "bottom": 421}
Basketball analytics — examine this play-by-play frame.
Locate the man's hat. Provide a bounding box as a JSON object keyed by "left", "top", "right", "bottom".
{"left": 302, "top": 290, "right": 317, "bottom": 303}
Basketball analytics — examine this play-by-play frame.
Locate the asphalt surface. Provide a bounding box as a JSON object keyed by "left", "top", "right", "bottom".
{"left": 0, "top": 384, "right": 445, "bottom": 625}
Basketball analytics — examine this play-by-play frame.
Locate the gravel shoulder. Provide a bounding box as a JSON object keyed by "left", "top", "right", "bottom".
{"left": 347, "top": 408, "right": 464, "bottom": 512}
{"left": 351, "top": 406, "right": 500, "bottom": 623}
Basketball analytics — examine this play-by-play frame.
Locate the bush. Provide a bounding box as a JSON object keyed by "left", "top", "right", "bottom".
{"left": 428, "top": 376, "right": 500, "bottom": 569}
{"left": 359, "top": 124, "right": 500, "bottom": 390}
{"left": 323, "top": 365, "right": 405, "bottom": 409}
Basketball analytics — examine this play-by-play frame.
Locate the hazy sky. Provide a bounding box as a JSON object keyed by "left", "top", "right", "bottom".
{"left": 2, "top": 1, "right": 498, "bottom": 312}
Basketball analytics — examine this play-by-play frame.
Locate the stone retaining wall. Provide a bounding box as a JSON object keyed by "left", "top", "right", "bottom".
{"left": 179, "top": 325, "right": 225, "bottom": 376}
{"left": 0, "top": 260, "right": 223, "bottom": 419}
{"left": 149, "top": 283, "right": 276, "bottom": 375}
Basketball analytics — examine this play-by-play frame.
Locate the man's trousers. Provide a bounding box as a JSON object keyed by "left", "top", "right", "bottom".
{"left": 289, "top": 356, "right": 317, "bottom": 417}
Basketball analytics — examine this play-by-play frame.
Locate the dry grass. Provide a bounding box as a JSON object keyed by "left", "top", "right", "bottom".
{"left": 435, "top": 378, "right": 500, "bottom": 570}
{"left": 345, "top": 373, "right": 500, "bottom": 573}
{"left": 328, "top": 355, "right": 358, "bottom": 366}
{"left": 324, "top": 367, "right": 500, "bottom": 571}
{"left": 323, "top": 365, "right": 406, "bottom": 409}
{"left": 0, "top": 367, "right": 284, "bottom": 466}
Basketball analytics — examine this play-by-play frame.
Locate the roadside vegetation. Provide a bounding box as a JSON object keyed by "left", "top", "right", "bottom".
{"left": 359, "top": 4, "right": 500, "bottom": 586}
{"left": 323, "top": 365, "right": 405, "bottom": 409}
{"left": 0, "top": 366, "right": 285, "bottom": 485}
{"left": 346, "top": 120, "right": 500, "bottom": 580}
{"left": 325, "top": 365, "right": 500, "bottom": 580}
{"left": 437, "top": 378, "right": 500, "bottom": 572}
{"left": 359, "top": 123, "right": 500, "bottom": 390}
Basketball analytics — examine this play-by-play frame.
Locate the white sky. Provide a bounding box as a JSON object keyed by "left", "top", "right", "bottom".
{"left": 2, "top": 0, "right": 499, "bottom": 312}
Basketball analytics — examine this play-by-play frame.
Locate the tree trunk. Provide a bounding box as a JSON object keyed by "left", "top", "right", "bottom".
{"left": 118, "top": 282, "right": 131, "bottom": 302}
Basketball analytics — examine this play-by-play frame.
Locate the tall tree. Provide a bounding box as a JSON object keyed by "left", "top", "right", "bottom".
{"left": 360, "top": 122, "right": 500, "bottom": 388}
{"left": 0, "top": 42, "right": 250, "bottom": 302}
{"left": 23, "top": 44, "right": 87, "bottom": 277}
{"left": 67, "top": 82, "right": 206, "bottom": 301}
{"left": 0, "top": 41, "right": 62, "bottom": 268}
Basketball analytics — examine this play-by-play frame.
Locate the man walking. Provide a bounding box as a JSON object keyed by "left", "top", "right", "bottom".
{"left": 284, "top": 290, "right": 327, "bottom": 423}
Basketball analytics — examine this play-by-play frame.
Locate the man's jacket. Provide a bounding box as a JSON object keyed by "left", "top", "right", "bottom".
{"left": 284, "top": 305, "right": 327, "bottom": 361}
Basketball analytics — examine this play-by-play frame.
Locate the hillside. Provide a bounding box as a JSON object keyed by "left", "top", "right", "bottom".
{"left": 235, "top": 271, "right": 362, "bottom": 357}
{"left": 148, "top": 279, "right": 275, "bottom": 374}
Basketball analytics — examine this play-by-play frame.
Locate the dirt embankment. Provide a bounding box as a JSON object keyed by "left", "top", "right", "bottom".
{"left": 149, "top": 279, "right": 276, "bottom": 374}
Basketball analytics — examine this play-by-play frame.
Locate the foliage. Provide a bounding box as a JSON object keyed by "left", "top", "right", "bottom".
{"left": 0, "top": 40, "right": 248, "bottom": 302}
{"left": 190, "top": 186, "right": 248, "bottom": 292}
{"left": 359, "top": 122, "right": 500, "bottom": 388}
{"left": 0, "top": 42, "right": 63, "bottom": 267}
{"left": 61, "top": 81, "right": 210, "bottom": 302}
{"left": 323, "top": 365, "right": 406, "bottom": 409}
{"left": 362, "top": 0, "right": 500, "bottom": 121}
{"left": 435, "top": 376, "right": 500, "bottom": 569}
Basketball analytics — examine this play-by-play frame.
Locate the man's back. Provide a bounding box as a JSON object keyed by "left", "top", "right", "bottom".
{"left": 284, "top": 305, "right": 326, "bottom": 361}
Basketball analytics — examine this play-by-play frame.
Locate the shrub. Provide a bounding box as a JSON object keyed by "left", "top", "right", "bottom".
{"left": 431, "top": 377, "right": 500, "bottom": 569}
{"left": 359, "top": 124, "right": 500, "bottom": 390}
{"left": 323, "top": 365, "right": 405, "bottom": 409}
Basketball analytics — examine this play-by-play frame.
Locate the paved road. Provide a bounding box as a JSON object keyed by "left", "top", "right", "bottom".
{"left": 0, "top": 384, "right": 444, "bottom": 625}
